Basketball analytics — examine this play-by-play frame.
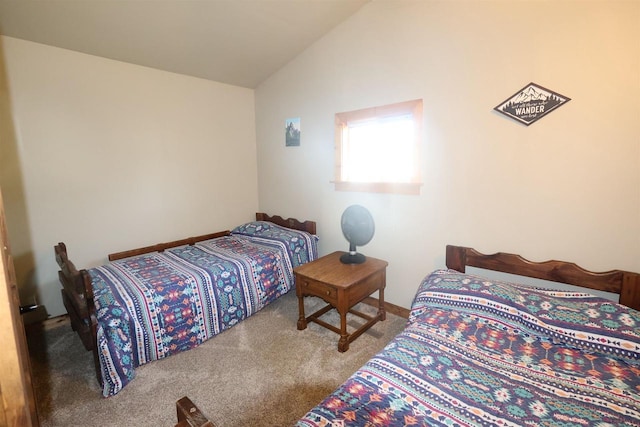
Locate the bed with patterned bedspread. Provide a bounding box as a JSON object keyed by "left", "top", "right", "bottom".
{"left": 296, "top": 269, "right": 640, "bottom": 426}
{"left": 87, "top": 221, "right": 317, "bottom": 396}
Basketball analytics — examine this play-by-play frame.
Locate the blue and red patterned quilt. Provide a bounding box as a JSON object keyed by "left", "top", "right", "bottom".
{"left": 90, "top": 221, "right": 317, "bottom": 396}
{"left": 297, "top": 269, "right": 640, "bottom": 426}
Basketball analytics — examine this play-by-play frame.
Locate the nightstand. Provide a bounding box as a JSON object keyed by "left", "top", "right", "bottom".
{"left": 294, "top": 251, "right": 388, "bottom": 352}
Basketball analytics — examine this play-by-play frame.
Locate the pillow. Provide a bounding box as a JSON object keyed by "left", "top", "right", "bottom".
{"left": 410, "top": 269, "right": 640, "bottom": 365}
{"left": 231, "top": 221, "right": 318, "bottom": 267}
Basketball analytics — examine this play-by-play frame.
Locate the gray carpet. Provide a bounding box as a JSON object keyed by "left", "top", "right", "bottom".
{"left": 27, "top": 292, "right": 407, "bottom": 427}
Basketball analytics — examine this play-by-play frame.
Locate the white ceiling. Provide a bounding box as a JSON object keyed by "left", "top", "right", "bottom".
{"left": 0, "top": 0, "right": 369, "bottom": 88}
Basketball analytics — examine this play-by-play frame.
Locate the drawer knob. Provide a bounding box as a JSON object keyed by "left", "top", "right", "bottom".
{"left": 325, "top": 290, "right": 330, "bottom": 296}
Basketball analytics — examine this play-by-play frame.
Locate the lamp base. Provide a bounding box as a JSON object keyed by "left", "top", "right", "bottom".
{"left": 340, "top": 252, "right": 366, "bottom": 264}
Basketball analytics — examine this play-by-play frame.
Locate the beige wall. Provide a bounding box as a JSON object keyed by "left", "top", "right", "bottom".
{"left": 0, "top": 37, "right": 36, "bottom": 310}
{"left": 255, "top": 1, "right": 640, "bottom": 308}
{"left": 1, "top": 36, "right": 259, "bottom": 317}
{"left": 1, "top": 1, "right": 638, "bottom": 317}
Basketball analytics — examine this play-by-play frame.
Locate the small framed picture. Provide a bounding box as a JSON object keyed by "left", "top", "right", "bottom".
{"left": 285, "top": 117, "right": 301, "bottom": 147}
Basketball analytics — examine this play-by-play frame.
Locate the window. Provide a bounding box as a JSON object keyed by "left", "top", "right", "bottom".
{"left": 334, "top": 99, "right": 423, "bottom": 195}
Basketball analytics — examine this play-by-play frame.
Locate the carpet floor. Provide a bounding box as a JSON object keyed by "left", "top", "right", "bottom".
{"left": 27, "top": 291, "right": 407, "bottom": 427}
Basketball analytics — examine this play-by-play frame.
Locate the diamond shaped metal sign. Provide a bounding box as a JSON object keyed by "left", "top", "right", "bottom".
{"left": 494, "top": 83, "right": 570, "bottom": 126}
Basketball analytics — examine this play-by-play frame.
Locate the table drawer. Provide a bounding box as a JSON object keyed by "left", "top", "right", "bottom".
{"left": 298, "top": 277, "right": 337, "bottom": 301}
{"left": 349, "top": 271, "right": 385, "bottom": 303}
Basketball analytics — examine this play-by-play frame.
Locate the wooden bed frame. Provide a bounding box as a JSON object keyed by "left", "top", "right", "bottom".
{"left": 54, "top": 212, "right": 316, "bottom": 387}
{"left": 446, "top": 245, "right": 640, "bottom": 310}
{"left": 174, "top": 244, "right": 640, "bottom": 426}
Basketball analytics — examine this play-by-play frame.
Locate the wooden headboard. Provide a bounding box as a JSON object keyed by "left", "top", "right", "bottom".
{"left": 445, "top": 245, "right": 640, "bottom": 311}
{"left": 256, "top": 212, "right": 316, "bottom": 235}
{"left": 108, "top": 213, "right": 316, "bottom": 261}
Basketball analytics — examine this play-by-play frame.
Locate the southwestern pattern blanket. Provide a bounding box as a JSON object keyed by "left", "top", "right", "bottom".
{"left": 91, "top": 221, "right": 317, "bottom": 396}
{"left": 297, "top": 269, "right": 640, "bottom": 426}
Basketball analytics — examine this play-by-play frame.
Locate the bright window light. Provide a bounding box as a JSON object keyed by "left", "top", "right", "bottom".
{"left": 334, "top": 99, "right": 423, "bottom": 195}
{"left": 342, "top": 115, "right": 415, "bottom": 183}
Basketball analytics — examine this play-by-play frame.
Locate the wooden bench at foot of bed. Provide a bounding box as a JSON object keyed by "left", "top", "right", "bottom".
{"left": 176, "top": 397, "right": 216, "bottom": 427}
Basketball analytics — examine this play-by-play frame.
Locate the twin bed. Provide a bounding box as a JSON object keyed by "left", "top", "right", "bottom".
{"left": 175, "top": 244, "right": 640, "bottom": 427}
{"left": 55, "top": 212, "right": 318, "bottom": 396}
{"left": 296, "top": 245, "right": 640, "bottom": 426}
{"left": 297, "top": 246, "right": 640, "bottom": 427}
{"left": 56, "top": 221, "right": 640, "bottom": 426}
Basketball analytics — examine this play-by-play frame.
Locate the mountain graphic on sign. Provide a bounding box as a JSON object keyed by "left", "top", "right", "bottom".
{"left": 511, "top": 86, "right": 548, "bottom": 104}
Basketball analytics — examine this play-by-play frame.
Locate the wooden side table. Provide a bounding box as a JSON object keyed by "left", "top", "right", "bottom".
{"left": 294, "top": 251, "right": 388, "bottom": 352}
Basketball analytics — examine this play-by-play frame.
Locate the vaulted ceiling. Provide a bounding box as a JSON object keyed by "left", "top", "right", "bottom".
{"left": 0, "top": 0, "right": 369, "bottom": 88}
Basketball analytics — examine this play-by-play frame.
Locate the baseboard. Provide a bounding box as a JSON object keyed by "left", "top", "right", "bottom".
{"left": 362, "top": 296, "right": 410, "bottom": 319}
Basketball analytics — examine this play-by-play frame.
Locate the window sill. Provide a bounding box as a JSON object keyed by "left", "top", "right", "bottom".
{"left": 332, "top": 181, "right": 422, "bottom": 195}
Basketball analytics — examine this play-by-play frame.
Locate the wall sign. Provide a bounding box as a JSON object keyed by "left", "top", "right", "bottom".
{"left": 494, "top": 83, "right": 570, "bottom": 126}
